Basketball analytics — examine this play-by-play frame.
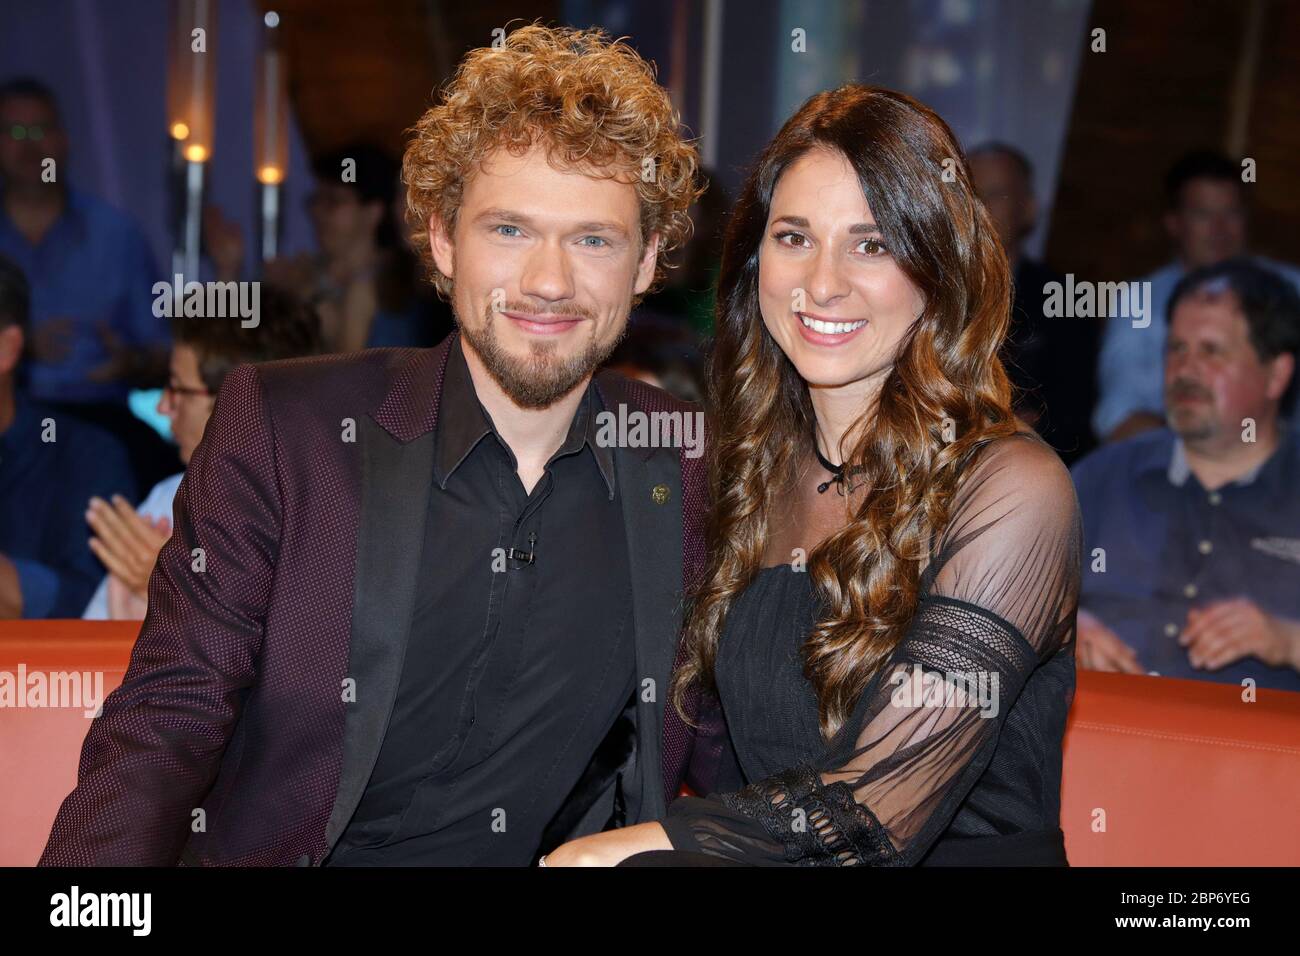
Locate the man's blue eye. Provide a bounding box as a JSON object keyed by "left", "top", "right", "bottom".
{"left": 496, "top": 224, "right": 520, "bottom": 237}
{"left": 581, "top": 236, "right": 608, "bottom": 247}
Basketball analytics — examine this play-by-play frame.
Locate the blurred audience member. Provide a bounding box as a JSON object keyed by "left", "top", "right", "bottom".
{"left": 211, "top": 143, "right": 439, "bottom": 352}
{"left": 0, "top": 254, "right": 135, "bottom": 618}
{"left": 392, "top": 172, "right": 454, "bottom": 345}
{"left": 1072, "top": 259, "right": 1300, "bottom": 691}
{"left": 0, "top": 77, "right": 178, "bottom": 492}
{"left": 83, "top": 285, "right": 323, "bottom": 619}
{"left": 971, "top": 142, "right": 1099, "bottom": 463}
{"left": 605, "top": 322, "right": 706, "bottom": 404}
{"left": 1094, "top": 150, "right": 1300, "bottom": 442}
{"left": 634, "top": 168, "right": 728, "bottom": 337}
{"left": 613, "top": 169, "right": 723, "bottom": 404}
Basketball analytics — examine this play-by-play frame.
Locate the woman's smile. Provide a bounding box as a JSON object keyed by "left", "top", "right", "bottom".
{"left": 795, "top": 311, "right": 870, "bottom": 346}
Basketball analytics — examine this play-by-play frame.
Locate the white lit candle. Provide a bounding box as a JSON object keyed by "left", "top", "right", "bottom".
{"left": 166, "top": 0, "right": 218, "bottom": 280}
{"left": 254, "top": 10, "right": 289, "bottom": 261}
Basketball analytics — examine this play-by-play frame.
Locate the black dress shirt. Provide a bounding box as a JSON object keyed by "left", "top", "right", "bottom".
{"left": 326, "top": 339, "right": 635, "bottom": 865}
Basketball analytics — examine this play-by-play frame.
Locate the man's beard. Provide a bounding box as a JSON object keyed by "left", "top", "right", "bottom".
{"left": 452, "top": 288, "right": 628, "bottom": 409}
{"left": 1166, "top": 379, "right": 1217, "bottom": 441}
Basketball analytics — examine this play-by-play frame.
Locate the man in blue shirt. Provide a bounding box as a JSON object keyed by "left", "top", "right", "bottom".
{"left": 0, "top": 254, "right": 136, "bottom": 617}
{"left": 1093, "top": 151, "right": 1300, "bottom": 442}
{"left": 1073, "top": 259, "right": 1300, "bottom": 692}
{"left": 0, "top": 77, "right": 177, "bottom": 491}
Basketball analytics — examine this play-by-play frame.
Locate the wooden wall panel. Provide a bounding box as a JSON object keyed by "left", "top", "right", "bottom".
{"left": 258, "top": 1, "right": 560, "bottom": 159}
{"left": 1045, "top": 0, "right": 1298, "bottom": 281}
{"left": 1245, "top": 0, "right": 1300, "bottom": 256}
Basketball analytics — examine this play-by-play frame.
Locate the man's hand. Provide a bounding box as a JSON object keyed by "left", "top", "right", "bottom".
{"left": 1180, "top": 598, "right": 1300, "bottom": 671}
{"left": 85, "top": 321, "right": 133, "bottom": 384}
{"left": 29, "top": 316, "right": 77, "bottom": 364}
{"left": 1076, "top": 607, "right": 1144, "bottom": 673}
{"left": 85, "top": 322, "right": 169, "bottom": 387}
{"left": 86, "top": 495, "right": 171, "bottom": 598}
{"left": 543, "top": 821, "right": 672, "bottom": 867}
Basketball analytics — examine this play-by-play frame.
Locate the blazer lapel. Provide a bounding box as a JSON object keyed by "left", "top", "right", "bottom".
{"left": 324, "top": 415, "right": 434, "bottom": 851}
{"left": 597, "top": 374, "right": 686, "bottom": 820}
{"left": 323, "top": 339, "right": 453, "bottom": 854}
{"left": 622, "top": 449, "right": 686, "bottom": 819}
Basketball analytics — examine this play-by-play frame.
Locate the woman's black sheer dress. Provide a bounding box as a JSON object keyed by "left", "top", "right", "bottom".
{"left": 633, "top": 430, "right": 1082, "bottom": 867}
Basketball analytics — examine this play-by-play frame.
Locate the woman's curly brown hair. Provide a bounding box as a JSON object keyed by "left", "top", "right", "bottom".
{"left": 402, "top": 23, "right": 703, "bottom": 300}
{"left": 671, "top": 85, "right": 1019, "bottom": 742}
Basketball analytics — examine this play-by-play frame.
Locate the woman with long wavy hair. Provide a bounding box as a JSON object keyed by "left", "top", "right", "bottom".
{"left": 548, "top": 83, "right": 1082, "bottom": 867}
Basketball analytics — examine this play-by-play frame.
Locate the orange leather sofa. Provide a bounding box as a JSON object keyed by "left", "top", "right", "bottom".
{"left": 2, "top": 620, "right": 139, "bottom": 867}
{"left": 3, "top": 620, "right": 1298, "bottom": 866}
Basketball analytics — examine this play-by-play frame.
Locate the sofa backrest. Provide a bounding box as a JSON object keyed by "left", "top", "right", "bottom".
{"left": 1062, "top": 669, "right": 1300, "bottom": 865}
{"left": 3, "top": 621, "right": 1298, "bottom": 866}
{"left": 1, "top": 621, "right": 137, "bottom": 867}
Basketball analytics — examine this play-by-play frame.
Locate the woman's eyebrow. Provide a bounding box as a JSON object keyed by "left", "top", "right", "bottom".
{"left": 771, "top": 214, "right": 881, "bottom": 234}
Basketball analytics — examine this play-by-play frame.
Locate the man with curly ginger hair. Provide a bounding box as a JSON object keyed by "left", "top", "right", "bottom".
{"left": 40, "top": 24, "right": 729, "bottom": 867}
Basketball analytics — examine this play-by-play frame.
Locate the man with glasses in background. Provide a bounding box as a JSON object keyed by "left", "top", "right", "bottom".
{"left": 0, "top": 76, "right": 177, "bottom": 493}
{"left": 81, "top": 286, "right": 322, "bottom": 619}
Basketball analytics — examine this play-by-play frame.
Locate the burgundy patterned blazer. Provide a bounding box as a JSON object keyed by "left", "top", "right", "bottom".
{"left": 39, "top": 333, "right": 713, "bottom": 866}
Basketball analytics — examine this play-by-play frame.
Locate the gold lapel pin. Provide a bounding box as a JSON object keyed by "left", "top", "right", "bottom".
{"left": 651, "top": 483, "right": 670, "bottom": 505}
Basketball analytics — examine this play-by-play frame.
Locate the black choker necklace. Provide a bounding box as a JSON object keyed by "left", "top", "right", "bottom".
{"left": 814, "top": 443, "right": 845, "bottom": 495}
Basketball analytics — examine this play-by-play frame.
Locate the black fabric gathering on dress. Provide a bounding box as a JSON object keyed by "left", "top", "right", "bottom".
{"left": 649, "top": 431, "right": 1083, "bottom": 866}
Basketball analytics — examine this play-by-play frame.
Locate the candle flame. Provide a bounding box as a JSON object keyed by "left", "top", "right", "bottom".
{"left": 171, "top": 122, "right": 190, "bottom": 140}
{"left": 184, "top": 144, "right": 209, "bottom": 163}
{"left": 257, "top": 165, "right": 284, "bottom": 185}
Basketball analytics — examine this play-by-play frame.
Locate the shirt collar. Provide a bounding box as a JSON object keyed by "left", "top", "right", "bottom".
{"left": 1166, "top": 438, "right": 1191, "bottom": 486}
{"left": 432, "top": 336, "right": 616, "bottom": 499}
{"left": 1166, "top": 422, "right": 1293, "bottom": 490}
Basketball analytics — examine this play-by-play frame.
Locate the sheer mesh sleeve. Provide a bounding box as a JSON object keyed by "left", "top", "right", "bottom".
{"left": 662, "top": 433, "right": 1082, "bottom": 865}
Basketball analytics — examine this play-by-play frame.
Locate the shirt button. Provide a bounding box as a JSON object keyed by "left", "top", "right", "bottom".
{"left": 1183, "top": 583, "right": 1198, "bottom": 599}
{"left": 1164, "top": 622, "right": 1179, "bottom": 637}
{"left": 1198, "top": 540, "right": 1212, "bottom": 555}
{"left": 1207, "top": 491, "right": 1222, "bottom": 505}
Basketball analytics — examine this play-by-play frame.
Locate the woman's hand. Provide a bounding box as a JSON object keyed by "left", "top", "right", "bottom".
{"left": 86, "top": 495, "right": 171, "bottom": 598}
{"left": 543, "top": 822, "right": 672, "bottom": 867}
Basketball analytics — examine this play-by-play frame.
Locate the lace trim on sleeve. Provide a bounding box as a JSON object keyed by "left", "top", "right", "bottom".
{"left": 718, "top": 764, "right": 904, "bottom": 866}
